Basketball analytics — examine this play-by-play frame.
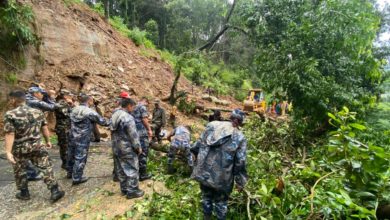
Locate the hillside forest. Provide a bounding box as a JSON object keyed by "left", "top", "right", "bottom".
{"left": 1, "top": 0, "right": 390, "bottom": 219}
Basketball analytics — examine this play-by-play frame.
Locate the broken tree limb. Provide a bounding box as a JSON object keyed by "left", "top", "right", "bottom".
{"left": 198, "top": 0, "right": 237, "bottom": 51}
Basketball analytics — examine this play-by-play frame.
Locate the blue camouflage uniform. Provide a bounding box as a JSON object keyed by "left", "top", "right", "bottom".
{"left": 191, "top": 121, "right": 248, "bottom": 220}
{"left": 167, "top": 126, "right": 193, "bottom": 167}
{"left": 131, "top": 104, "right": 150, "bottom": 175}
{"left": 67, "top": 104, "right": 110, "bottom": 181}
{"left": 25, "top": 92, "right": 58, "bottom": 180}
{"left": 26, "top": 93, "right": 58, "bottom": 112}
{"left": 111, "top": 109, "right": 141, "bottom": 194}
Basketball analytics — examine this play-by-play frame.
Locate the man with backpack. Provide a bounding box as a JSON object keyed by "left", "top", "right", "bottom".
{"left": 191, "top": 109, "right": 248, "bottom": 220}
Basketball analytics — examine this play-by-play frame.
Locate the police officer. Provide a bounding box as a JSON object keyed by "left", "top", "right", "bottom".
{"left": 151, "top": 99, "right": 166, "bottom": 143}
{"left": 67, "top": 94, "right": 110, "bottom": 185}
{"left": 55, "top": 89, "right": 74, "bottom": 169}
{"left": 3, "top": 91, "right": 65, "bottom": 202}
{"left": 111, "top": 98, "right": 144, "bottom": 199}
{"left": 191, "top": 109, "right": 248, "bottom": 220}
{"left": 166, "top": 125, "right": 193, "bottom": 174}
{"left": 112, "top": 91, "right": 132, "bottom": 182}
{"left": 26, "top": 86, "right": 57, "bottom": 111}
{"left": 132, "top": 97, "right": 153, "bottom": 181}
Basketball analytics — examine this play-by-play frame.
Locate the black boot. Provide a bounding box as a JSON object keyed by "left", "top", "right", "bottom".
{"left": 61, "top": 162, "right": 67, "bottom": 170}
{"left": 126, "top": 189, "right": 144, "bottom": 199}
{"left": 50, "top": 185, "right": 65, "bottom": 202}
{"left": 72, "top": 177, "right": 89, "bottom": 185}
{"left": 16, "top": 188, "right": 30, "bottom": 200}
{"left": 167, "top": 165, "right": 176, "bottom": 174}
{"left": 139, "top": 172, "right": 152, "bottom": 181}
{"left": 203, "top": 214, "right": 212, "bottom": 220}
{"left": 113, "top": 175, "right": 119, "bottom": 182}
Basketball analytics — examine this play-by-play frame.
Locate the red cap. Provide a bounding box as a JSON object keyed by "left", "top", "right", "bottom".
{"left": 119, "top": 91, "right": 130, "bottom": 99}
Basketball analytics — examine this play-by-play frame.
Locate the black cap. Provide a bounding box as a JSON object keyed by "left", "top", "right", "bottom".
{"left": 9, "top": 90, "right": 26, "bottom": 99}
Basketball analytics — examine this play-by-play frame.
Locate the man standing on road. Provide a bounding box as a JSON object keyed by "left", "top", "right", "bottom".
{"left": 112, "top": 91, "right": 132, "bottom": 182}
{"left": 151, "top": 99, "right": 166, "bottom": 143}
{"left": 67, "top": 94, "right": 110, "bottom": 185}
{"left": 191, "top": 109, "right": 248, "bottom": 220}
{"left": 55, "top": 89, "right": 74, "bottom": 170}
{"left": 3, "top": 91, "right": 65, "bottom": 202}
{"left": 132, "top": 97, "right": 153, "bottom": 181}
{"left": 111, "top": 98, "right": 144, "bottom": 199}
{"left": 25, "top": 86, "right": 59, "bottom": 181}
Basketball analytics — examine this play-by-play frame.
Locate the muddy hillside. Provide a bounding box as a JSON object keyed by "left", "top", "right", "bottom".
{"left": 0, "top": 0, "right": 239, "bottom": 131}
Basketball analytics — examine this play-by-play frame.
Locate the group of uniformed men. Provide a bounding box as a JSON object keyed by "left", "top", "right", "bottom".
{"left": 4, "top": 84, "right": 248, "bottom": 220}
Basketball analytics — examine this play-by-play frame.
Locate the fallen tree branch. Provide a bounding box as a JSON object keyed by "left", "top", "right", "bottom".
{"left": 306, "top": 169, "right": 340, "bottom": 220}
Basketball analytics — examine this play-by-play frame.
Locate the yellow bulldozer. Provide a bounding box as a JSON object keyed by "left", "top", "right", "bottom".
{"left": 243, "top": 89, "right": 267, "bottom": 114}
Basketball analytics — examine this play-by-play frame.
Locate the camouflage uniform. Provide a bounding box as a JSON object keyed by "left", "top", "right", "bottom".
{"left": 3, "top": 104, "right": 58, "bottom": 190}
{"left": 191, "top": 121, "right": 248, "bottom": 220}
{"left": 111, "top": 109, "right": 141, "bottom": 193}
{"left": 151, "top": 106, "right": 166, "bottom": 142}
{"left": 55, "top": 99, "right": 72, "bottom": 166}
{"left": 26, "top": 93, "right": 57, "bottom": 179}
{"left": 167, "top": 126, "right": 193, "bottom": 167}
{"left": 131, "top": 104, "right": 150, "bottom": 175}
{"left": 67, "top": 104, "right": 110, "bottom": 181}
{"left": 26, "top": 93, "right": 57, "bottom": 111}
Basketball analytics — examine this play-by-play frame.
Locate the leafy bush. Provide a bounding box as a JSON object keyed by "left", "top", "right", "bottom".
{"left": 4, "top": 72, "right": 18, "bottom": 85}
{"left": 90, "top": 2, "right": 104, "bottom": 16}
{"left": 109, "top": 16, "right": 155, "bottom": 48}
{"left": 240, "top": 0, "right": 384, "bottom": 132}
{"left": 177, "top": 97, "right": 196, "bottom": 115}
{"left": 0, "top": 0, "right": 37, "bottom": 51}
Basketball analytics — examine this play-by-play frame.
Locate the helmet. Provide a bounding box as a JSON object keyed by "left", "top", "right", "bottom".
{"left": 230, "top": 109, "right": 245, "bottom": 124}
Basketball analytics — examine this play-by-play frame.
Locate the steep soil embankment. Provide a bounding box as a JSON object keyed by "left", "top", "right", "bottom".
{"left": 19, "top": 0, "right": 239, "bottom": 125}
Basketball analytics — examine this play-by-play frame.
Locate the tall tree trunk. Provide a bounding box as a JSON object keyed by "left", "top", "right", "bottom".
{"left": 103, "top": 0, "right": 109, "bottom": 21}
{"left": 169, "top": 68, "right": 181, "bottom": 105}
{"left": 124, "top": 0, "right": 129, "bottom": 26}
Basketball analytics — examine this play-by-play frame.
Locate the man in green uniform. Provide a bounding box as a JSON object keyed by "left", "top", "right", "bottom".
{"left": 55, "top": 89, "right": 74, "bottom": 169}
{"left": 151, "top": 99, "right": 166, "bottom": 143}
{"left": 3, "top": 90, "right": 65, "bottom": 202}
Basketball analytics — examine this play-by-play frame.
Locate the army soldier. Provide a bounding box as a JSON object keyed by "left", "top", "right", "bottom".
{"left": 55, "top": 89, "right": 74, "bottom": 169}
{"left": 25, "top": 86, "right": 58, "bottom": 181}
{"left": 166, "top": 125, "right": 193, "bottom": 174}
{"left": 132, "top": 97, "right": 153, "bottom": 181}
{"left": 191, "top": 109, "right": 248, "bottom": 220}
{"left": 3, "top": 91, "right": 65, "bottom": 202}
{"left": 111, "top": 98, "right": 144, "bottom": 199}
{"left": 151, "top": 99, "right": 166, "bottom": 143}
{"left": 67, "top": 94, "right": 110, "bottom": 185}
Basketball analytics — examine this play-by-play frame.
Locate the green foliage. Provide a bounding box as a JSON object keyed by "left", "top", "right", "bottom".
{"left": 145, "top": 19, "right": 159, "bottom": 46}
{"left": 4, "top": 72, "right": 18, "bottom": 85}
{"left": 239, "top": 0, "right": 385, "bottom": 132}
{"left": 177, "top": 97, "right": 196, "bottom": 115}
{"left": 109, "top": 16, "right": 155, "bottom": 48}
{"left": 0, "top": 0, "right": 38, "bottom": 65}
{"left": 63, "top": 0, "right": 82, "bottom": 7}
{"left": 91, "top": 2, "right": 104, "bottom": 16}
